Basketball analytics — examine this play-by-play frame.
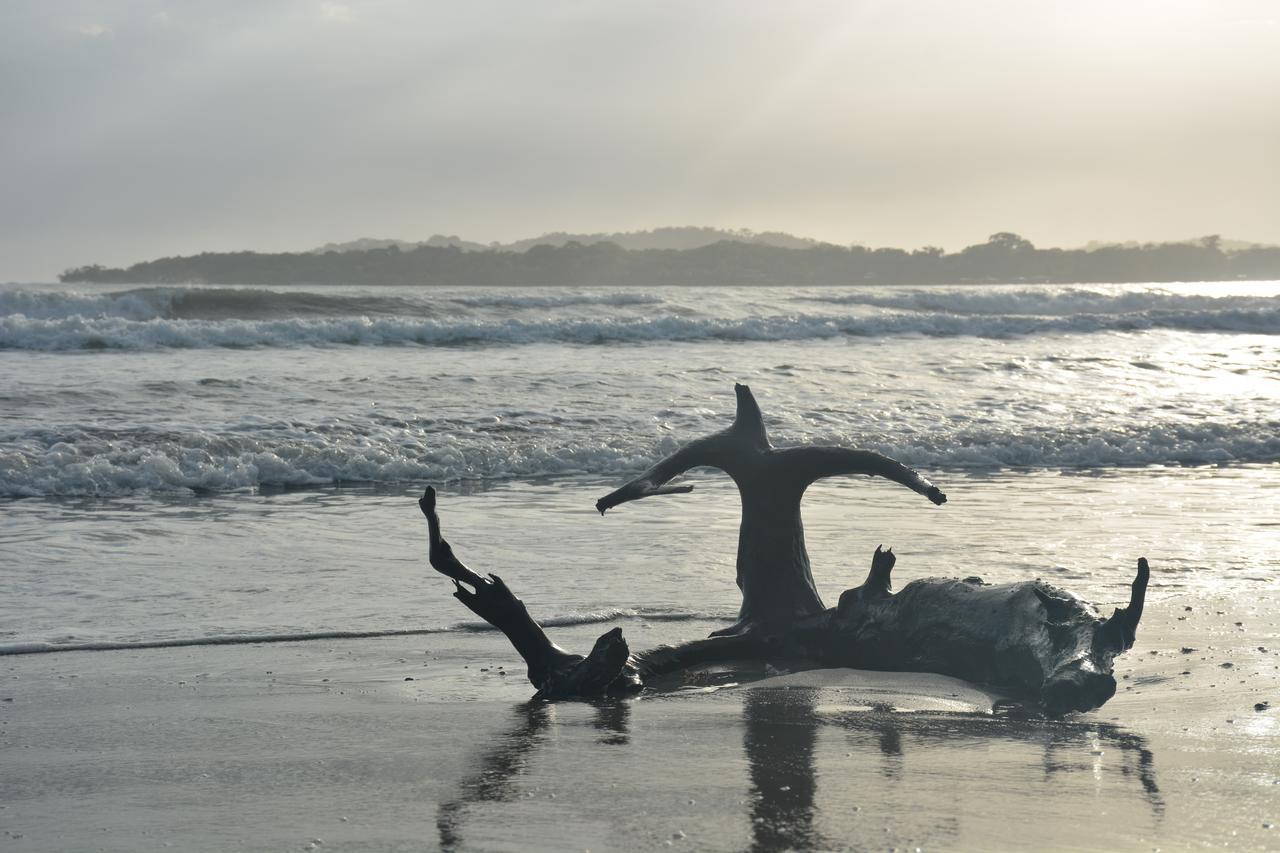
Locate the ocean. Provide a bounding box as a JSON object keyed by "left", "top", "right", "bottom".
{"left": 2, "top": 281, "right": 1277, "bottom": 652}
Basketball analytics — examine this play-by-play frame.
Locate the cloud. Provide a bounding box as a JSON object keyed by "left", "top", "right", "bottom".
{"left": 1, "top": 0, "right": 1277, "bottom": 280}
{"left": 320, "top": 3, "right": 352, "bottom": 23}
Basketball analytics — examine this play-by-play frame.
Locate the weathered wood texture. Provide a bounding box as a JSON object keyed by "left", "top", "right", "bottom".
{"left": 596, "top": 384, "right": 944, "bottom": 634}
{"left": 420, "top": 385, "right": 1148, "bottom": 715}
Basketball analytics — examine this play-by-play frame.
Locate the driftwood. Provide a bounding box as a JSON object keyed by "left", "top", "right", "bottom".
{"left": 420, "top": 384, "right": 1148, "bottom": 716}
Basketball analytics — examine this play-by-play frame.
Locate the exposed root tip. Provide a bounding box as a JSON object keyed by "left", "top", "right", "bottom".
{"left": 1095, "top": 556, "right": 1152, "bottom": 656}
{"left": 863, "top": 544, "right": 896, "bottom": 595}
{"left": 1127, "top": 557, "right": 1149, "bottom": 628}
{"left": 731, "top": 383, "right": 768, "bottom": 446}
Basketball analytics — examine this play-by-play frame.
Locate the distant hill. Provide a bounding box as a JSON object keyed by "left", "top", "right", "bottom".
{"left": 313, "top": 235, "right": 491, "bottom": 253}
{"left": 61, "top": 231, "right": 1280, "bottom": 286}
{"left": 1082, "top": 237, "right": 1277, "bottom": 252}
{"left": 312, "top": 226, "right": 823, "bottom": 255}
{"left": 497, "top": 226, "right": 823, "bottom": 253}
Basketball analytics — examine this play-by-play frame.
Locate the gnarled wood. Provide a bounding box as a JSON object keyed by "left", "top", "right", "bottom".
{"left": 596, "top": 384, "right": 946, "bottom": 633}
{"left": 418, "top": 383, "right": 1151, "bottom": 715}
{"left": 821, "top": 546, "right": 1146, "bottom": 716}
{"left": 420, "top": 486, "right": 1149, "bottom": 715}
{"left": 420, "top": 487, "right": 640, "bottom": 698}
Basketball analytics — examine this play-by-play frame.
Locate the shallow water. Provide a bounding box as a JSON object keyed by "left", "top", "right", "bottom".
{"left": 2, "top": 281, "right": 1278, "bottom": 652}
{"left": 3, "top": 283, "right": 1278, "bottom": 500}
{"left": 1, "top": 469, "right": 1277, "bottom": 654}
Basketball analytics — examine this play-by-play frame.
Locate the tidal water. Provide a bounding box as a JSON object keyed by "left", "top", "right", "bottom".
{"left": 1, "top": 282, "right": 1277, "bottom": 652}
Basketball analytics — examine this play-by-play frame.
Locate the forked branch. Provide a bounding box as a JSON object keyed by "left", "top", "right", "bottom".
{"left": 595, "top": 383, "right": 946, "bottom": 633}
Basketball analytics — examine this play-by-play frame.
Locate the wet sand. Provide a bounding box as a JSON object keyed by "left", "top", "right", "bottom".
{"left": 3, "top": 597, "right": 1277, "bottom": 853}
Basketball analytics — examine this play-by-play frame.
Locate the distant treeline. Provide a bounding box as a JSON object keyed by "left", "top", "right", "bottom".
{"left": 61, "top": 233, "right": 1280, "bottom": 286}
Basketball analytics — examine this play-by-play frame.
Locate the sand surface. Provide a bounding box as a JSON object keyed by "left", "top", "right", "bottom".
{"left": 3, "top": 599, "right": 1277, "bottom": 853}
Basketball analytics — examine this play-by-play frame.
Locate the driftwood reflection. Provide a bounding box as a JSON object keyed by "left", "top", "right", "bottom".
{"left": 436, "top": 700, "right": 630, "bottom": 851}
{"left": 1040, "top": 722, "right": 1162, "bottom": 808}
{"left": 827, "top": 703, "right": 1164, "bottom": 815}
{"left": 742, "top": 688, "right": 1163, "bottom": 851}
{"left": 591, "top": 698, "right": 631, "bottom": 746}
{"left": 437, "top": 688, "right": 1161, "bottom": 851}
{"left": 436, "top": 701, "right": 552, "bottom": 851}
{"left": 742, "top": 688, "right": 824, "bottom": 852}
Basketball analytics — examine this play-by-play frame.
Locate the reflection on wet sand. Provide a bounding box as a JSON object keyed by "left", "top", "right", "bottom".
{"left": 436, "top": 700, "right": 630, "bottom": 850}
{"left": 436, "top": 702, "right": 551, "bottom": 851}
{"left": 827, "top": 705, "right": 1163, "bottom": 815}
{"left": 743, "top": 688, "right": 823, "bottom": 851}
{"left": 592, "top": 698, "right": 631, "bottom": 746}
{"left": 740, "top": 688, "right": 1161, "bottom": 851}
{"left": 436, "top": 688, "right": 1161, "bottom": 851}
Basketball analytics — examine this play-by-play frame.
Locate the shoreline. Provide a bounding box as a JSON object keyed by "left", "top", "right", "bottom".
{"left": 4, "top": 596, "right": 1276, "bottom": 852}
{"left": 5, "top": 467, "right": 1278, "bottom": 655}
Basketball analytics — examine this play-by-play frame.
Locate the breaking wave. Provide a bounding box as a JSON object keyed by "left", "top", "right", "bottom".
{"left": 796, "top": 285, "right": 1280, "bottom": 316}
{"left": 3, "top": 417, "right": 1277, "bottom": 497}
{"left": 0, "top": 286, "right": 665, "bottom": 323}
{"left": 2, "top": 307, "right": 1278, "bottom": 352}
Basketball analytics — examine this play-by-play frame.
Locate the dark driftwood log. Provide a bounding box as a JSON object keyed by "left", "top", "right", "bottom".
{"left": 420, "top": 384, "right": 1150, "bottom": 715}
{"left": 596, "top": 384, "right": 945, "bottom": 635}
{"left": 420, "top": 492, "right": 1149, "bottom": 715}
{"left": 420, "top": 487, "right": 641, "bottom": 698}
{"left": 800, "top": 547, "right": 1149, "bottom": 715}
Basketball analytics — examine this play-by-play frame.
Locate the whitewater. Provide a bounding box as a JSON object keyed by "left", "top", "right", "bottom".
{"left": 1, "top": 281, "right": 1277, "bottom": 651}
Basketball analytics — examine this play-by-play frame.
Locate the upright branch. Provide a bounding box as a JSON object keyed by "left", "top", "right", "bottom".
{"left": 596, "top": 384, "right": 947, "bottom": 634}
{"left": 1094, "top": 557, "right": 1150, "bottom": 655}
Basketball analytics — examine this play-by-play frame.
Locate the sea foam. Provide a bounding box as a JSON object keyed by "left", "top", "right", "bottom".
{"left": 2, "top": 307, "right": 1279, "bottom": 352}
{"left": 0, "top": 286, "right": 664, "bottom": 322}
{"left": 3, "top": 285, "right": 1277, "bottom": 351}
{"left": 3, "top": 417, "right": 1276, "bottom": 497}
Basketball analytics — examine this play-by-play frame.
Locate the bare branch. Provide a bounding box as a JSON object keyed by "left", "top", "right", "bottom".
{"left": 595, "top": 384, "right": 769, "bottom": 514}
{"left": 773, "top": 446, "right": 947, "bottom": 505}
{"left": 729, "top": 382, "right": 769, "bottom": 448}
{"left": 419, "top": 487, "right": 485, "bottom": 587}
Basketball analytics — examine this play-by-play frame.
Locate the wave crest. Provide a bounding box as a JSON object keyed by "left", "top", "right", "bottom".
{"left": 3, "top": 417, "right": 1277, "bottom": 497}
{"left": 2, "top": 307, "right": 1278, "bottom": 352}
{"left": 0, "top": 287, "right": 666, "bottom": 323}
{"left": 796, "top": 286, "right": 1280, "bottom": 316}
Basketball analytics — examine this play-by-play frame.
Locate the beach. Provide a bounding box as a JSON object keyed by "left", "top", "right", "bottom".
{"left": 4, "top": 570, "right": 1277, "bottom": 852}
{"left": 4, "top": 472, "right": 1279, "bottom": 851}
{"left": 2, "top": 282, "right": 1278, "bottom": 849}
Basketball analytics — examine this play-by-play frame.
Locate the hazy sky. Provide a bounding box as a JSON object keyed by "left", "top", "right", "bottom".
{"left": 2, "top": 1, "right": 1278, "bottom": 280}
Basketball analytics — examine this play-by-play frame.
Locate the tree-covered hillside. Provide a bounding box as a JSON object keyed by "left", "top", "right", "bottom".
{"left": 62, "top": 233, "right": 1280, "bottom": 286}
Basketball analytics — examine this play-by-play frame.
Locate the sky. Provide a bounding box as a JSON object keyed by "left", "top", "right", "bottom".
{"left": 2, "top": 0, "right": 1278, "bottom": 281}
